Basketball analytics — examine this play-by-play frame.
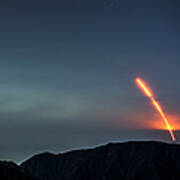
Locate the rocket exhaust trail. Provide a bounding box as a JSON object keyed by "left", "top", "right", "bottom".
{"left": 135, "top": 78, "right": 176, "bottom": 142}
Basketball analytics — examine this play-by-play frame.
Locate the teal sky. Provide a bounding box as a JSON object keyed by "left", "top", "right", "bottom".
{"left": 0, "top": 0, "right": 180, "bottom": 162}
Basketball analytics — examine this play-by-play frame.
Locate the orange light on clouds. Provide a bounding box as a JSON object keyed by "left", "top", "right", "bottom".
{"left": 135, "top": 77, "right": 176, "bottom": 142}
{"left": 150, "top": 114, "right": 180, "bottom": 131}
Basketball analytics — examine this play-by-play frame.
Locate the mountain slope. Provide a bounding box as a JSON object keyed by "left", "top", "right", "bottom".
{"left": 0, "top": 161, "right": 38, "bottom": 180}
{"left": 20, "top": 141, "right": 180, "bottom": 180}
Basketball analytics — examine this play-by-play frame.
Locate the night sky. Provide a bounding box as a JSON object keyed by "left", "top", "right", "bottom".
{"left": 1, "top": 0, "right": 180, "bottom": 162}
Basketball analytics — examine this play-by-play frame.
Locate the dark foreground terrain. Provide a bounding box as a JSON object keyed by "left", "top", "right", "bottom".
{"left": 1, "top": 141, "right": 180, "bottom": 180}
{"left": 0, "top": 161, "right": 38, "bottom": 180}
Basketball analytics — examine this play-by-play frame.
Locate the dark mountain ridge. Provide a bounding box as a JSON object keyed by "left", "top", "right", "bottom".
{"left": 20, "top": 141, "right": 180, "bottom": 180}
{"left": 0, "top": 160, "right": 38, "bottom": 180}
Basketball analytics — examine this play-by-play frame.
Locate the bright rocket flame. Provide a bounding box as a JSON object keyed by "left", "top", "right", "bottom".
{"left": 150, "top": 114, "right": 180, "bottom": 131}
{"left": 136, "top": 77, "right": 176, "bottom": 142}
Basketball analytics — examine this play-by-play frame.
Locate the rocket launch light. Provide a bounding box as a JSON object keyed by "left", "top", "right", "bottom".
{"left": 136, "top": 78, "right": 176, "bottom": 142}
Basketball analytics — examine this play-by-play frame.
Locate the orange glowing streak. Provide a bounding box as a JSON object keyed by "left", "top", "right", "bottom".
{"left": 136, "top": 78, "right": 176, "bottom": 142}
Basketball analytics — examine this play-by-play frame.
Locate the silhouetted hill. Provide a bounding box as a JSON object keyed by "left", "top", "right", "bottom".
{"left": 0, "top": 160, "right": 38, "bottom": 180}
{"left": 20, "top": 141, "right": 180, "bottom": 180}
